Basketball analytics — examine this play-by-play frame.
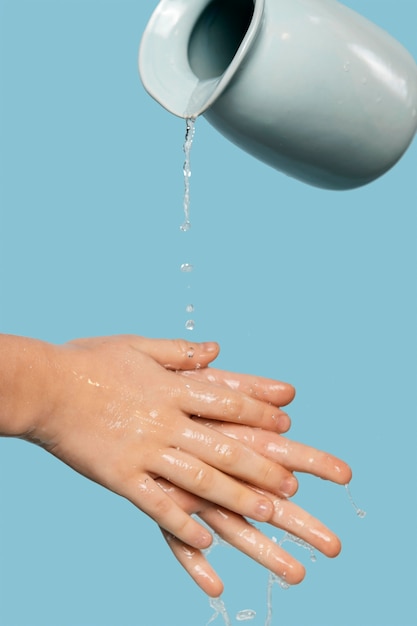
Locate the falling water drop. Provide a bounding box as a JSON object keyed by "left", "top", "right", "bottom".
{"left": 236, "top": 609, "right": 256, "bottom": 621}
{"left": 180, "top": 263, "right": 193, "bottom": 273}
{"left": 185, "top": 320, "right": 195, "bottom": 331}
{"left": 180, "top": 220, "right": 191, "bottom": 232}
{"left": 345, "top": 484, "right": 367, "bottom": 518}
{"left": 186, "top": 304, "right": 194, "bottom": 313}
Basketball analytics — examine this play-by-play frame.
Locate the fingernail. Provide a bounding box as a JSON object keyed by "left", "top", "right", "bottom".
{"left": 276, "top": 412, "right": 291, "bottom": 432}
{"left": 280, "top": 476, "right": 298, "bottom": 498}
{"left": 201, "top": 342, "right": 218, "bottom": 354}
{"left": 195, "top": 531, "right": 212, "bottom": 549}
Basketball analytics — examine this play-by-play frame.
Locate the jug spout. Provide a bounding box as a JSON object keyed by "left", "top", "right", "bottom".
{"left": 139, "top": 0, "right": 417, "bottom": 190}
{"left": 139, "top": 0, "right": 263, "bottom": 119}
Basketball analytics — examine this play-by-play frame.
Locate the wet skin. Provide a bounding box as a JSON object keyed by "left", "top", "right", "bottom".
{"left": 1, "top": 334, "right": 351, "bottom": 596}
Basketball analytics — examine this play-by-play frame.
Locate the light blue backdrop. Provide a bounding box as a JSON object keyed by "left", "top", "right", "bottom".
{"left": 0, "top": 1, "right": 416, "bottom": 625}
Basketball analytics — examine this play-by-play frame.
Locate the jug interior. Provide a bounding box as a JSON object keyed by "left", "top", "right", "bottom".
{"left": 188, "top": 0, "right": 255, "bottom": 80}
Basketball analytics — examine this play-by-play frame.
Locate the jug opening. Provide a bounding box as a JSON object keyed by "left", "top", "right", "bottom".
{"left": 188, "top": 0, "right": 255, "bottom": 81}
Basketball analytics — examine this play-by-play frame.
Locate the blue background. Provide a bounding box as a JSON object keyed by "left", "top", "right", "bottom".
{"left": 0, "top": 1, "right": 416, "bottom": 625}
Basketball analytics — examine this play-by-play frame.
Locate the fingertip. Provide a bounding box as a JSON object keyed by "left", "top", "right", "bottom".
{"left": 275, "top": 411, "right": 291, "bottom": 433}
{"left": 185, "top": 340, "right": 220, "bottom": 366}
{"left": 291, "top": 563, "right": 306, "bottom": 585}
{"left": 193, "top": 529, "right": 213, "bottom": 550}
{"left": 279, "top": 560, "right": 306, "bottom": 586}
{"left": 280, "top": 474, "right": 298, "bottom": 499}
{"left": 162, "top": 339, "right": 220, "bottom": 370}
{"left": 206, "top": 579, "right": 225, "bottom": 598}
{"left": 345, "top": 464, "right": 353, "bottom": 484}
{"left": 284, "top": 382, "right": 296, "bottom": 403}
{"left": 332, "top": 462, "right": 353, "bottom": 485}
{"left": 201, "top": 341, "right": 220, "bottom": 359}
{"left": 327, "top": 536, "right": 342, "bottom": 558}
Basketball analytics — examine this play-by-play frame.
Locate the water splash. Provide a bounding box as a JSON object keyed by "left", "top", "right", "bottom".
{"left": 264, "top": 571, "right": 290, "bottom": 626}
{"left": 279, "top": 532, "right": 317, "bottom": 563}
{"left": 202, "top": 530, "right": 230, "bottom": 557}
{"left": 206, "top": 597, "right": 233, "bottom": 626}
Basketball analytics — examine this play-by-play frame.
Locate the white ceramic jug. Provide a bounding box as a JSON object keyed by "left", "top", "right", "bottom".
{"left": 139, "top": 0, "right": 417, "bottom": 189}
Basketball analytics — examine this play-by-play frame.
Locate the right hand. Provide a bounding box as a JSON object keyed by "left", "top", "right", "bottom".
{"left": 158, "top": 431, "right": 351, "bottom": 596}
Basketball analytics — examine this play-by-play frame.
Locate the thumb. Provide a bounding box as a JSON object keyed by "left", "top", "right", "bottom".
{"left": 132, "top": 336, "right": 220, "bottom": 370}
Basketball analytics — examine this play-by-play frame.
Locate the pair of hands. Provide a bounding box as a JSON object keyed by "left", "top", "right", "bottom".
{"left": 28, "top": 335, "right": 351, "bottom": 597}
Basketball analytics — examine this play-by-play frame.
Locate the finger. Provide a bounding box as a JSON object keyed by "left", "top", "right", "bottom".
{"left": 123, "top": 473, "right": 213, "bottom": 550}
{"left": 169, "top": 422, "right": 298, "bottom": 498}
{"left": 178, "top": 378, "right": 291, "bottom": 433}
{"left": 258, "top": 489, "right": 342, "bottom": 558}
{"left": 130, "top": 336, "right": 220, "bottom": 370}
{"left": 197, "top": 421, "right": 352, "bottom": 485}
{"left": 150, "top": 448, "right": 281, "bottom": 521}
{"left": 200, "top": 505, "right": 306, "bottom": 585}
{"left": 181, "top": 367, "right": 296, "bottom": 407}
{"left": 66, "top": 335, "right": 220, "bottom": 370}
{"left": 160, "top": 528, "right": 224, "bottom": 597}
{"left": 156, "top": 479, "right": 305, "bottom": 588}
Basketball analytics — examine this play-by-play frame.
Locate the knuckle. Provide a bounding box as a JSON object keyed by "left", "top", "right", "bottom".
{"left": 151, "top": 492, "right": 174, "bottom": 519}
{"left": 261, "top": 461, "right": 276, "bottom": 486}
{"left": 192, "top": 466, "right": 213, "bottom": 493}
{"left": 222, "top": 394, "right": 243, "bottom": 419}
{"left": 215, "top": 441, "right": 242, "bottom": 468}
{"left": 173, "top": 338, "right": 193, "bottom": 359}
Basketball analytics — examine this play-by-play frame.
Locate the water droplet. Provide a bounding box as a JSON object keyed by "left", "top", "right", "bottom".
{"left": 186, "top": 304, "right": 194, "bottom": 313}
{"left": 278, "top": 580, "right": 290, "bottom": 590}
{"left": 180, "top": 263, "right": 193, "bottom": 272}
{"left": 236, "top": 609, "right": 256, "bottom": 621}
{"left": 343, "top": 61, "right": 350, "bottom": 72}
{"left": 185, "top": 320, "right": 195, "bottom": 331}
{"left": 345, "top": 484, "right": 366, "bottom": 518}
{"left": 180, "top": 220, "right": 191, "bottom": 232}
{"left": 187, "top": 347, "right": 195, "bottom": 358}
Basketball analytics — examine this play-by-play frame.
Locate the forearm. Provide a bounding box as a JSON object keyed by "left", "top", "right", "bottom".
{"left": 0, "top": 334, "right": 54, "bottom": 438}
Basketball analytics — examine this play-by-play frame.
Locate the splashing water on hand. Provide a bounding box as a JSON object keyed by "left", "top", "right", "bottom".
{"left": 204, "top": 485, "right": 366, "bottom": 625}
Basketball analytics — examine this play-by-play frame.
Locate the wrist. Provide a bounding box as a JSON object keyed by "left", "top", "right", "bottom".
{"left": 0, "top": 334, "right": 57, "bottom": 439}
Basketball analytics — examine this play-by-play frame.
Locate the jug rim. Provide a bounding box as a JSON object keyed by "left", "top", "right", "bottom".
{"left": 139, "top": 0, "right": 265, "bottom": 118}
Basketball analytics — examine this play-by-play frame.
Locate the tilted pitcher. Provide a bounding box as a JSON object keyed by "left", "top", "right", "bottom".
{"left": 139, "top": 0, "right": 417, "bottom": 189}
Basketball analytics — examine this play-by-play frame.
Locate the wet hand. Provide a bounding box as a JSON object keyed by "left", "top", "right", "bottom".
{"left": 158, "top": 436, "right": 351, "bottom": 597}
{"left": 29, "top": 335, "right": 298, "bottom": 550}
